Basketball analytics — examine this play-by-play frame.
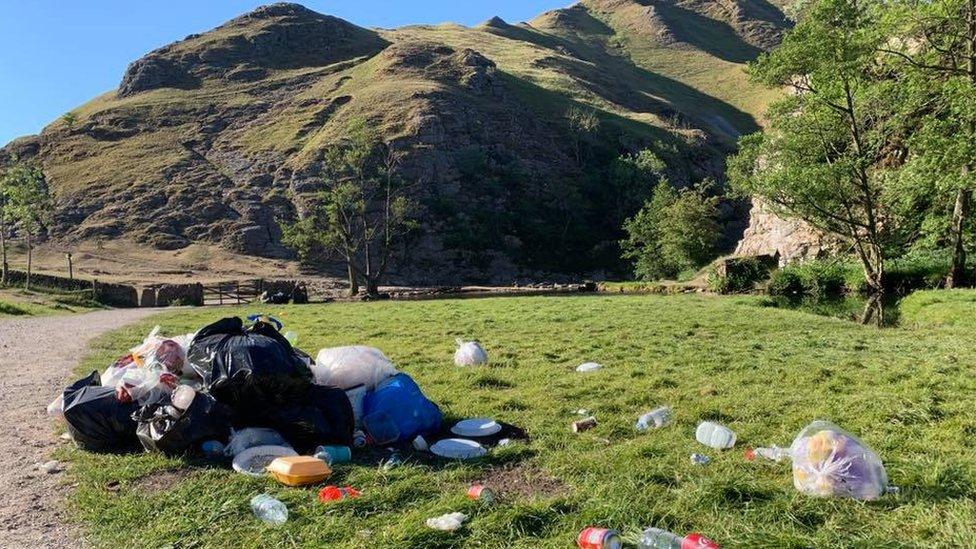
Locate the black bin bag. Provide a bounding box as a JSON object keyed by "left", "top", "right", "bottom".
{"left": 133, "top": 392, "right": 231, "bottom": 455}
{"left": 62, "top": 371, "right": 140, "bottom": 453}
{"left": 187, "top": 317, "right": 313, "bottom": 423}
{"left": 265, "top": 384, "right": 355, "bottom": 453}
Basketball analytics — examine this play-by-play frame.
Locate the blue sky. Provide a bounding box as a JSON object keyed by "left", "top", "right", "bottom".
{"left": 0, "top": 1, "right": 571, "bottom": 145}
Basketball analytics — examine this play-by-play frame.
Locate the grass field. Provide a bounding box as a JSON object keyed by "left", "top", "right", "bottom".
{"left": 0, "top": 287, "right": 101, "bottom": 317}
{"left": 62, "top": 294, "right": 976, "bottom": 547}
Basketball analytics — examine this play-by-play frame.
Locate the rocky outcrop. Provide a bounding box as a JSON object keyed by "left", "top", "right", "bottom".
{"left": 734, "top": 199, "right": 839, "bottom": 264}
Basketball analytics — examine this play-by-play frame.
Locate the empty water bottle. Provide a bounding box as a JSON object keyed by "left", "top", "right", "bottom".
{"left": 636, "top": 406, "right": 673, "bottom": 431}
{"left": 250, "top": 494, "right": 287, "bottom": 525}
{"left": 695, "top": 421, "right": 736, "bottom": 449}
{"left": 639, "top": 527, "right": 719, "bottom": 548}
{"left": 747, "top": 445, "right": 790, "bottom": 462}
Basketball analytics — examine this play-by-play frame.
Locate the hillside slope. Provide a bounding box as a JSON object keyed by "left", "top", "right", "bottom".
{"left": 1, "top": 1, "right": 790, "bottom": 284}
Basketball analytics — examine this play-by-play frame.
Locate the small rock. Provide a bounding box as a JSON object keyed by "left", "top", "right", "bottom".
{"left": 40, "top": 460, "right": 62, "bottom": 474}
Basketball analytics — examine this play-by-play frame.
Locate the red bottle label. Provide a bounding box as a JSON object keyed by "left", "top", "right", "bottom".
{"left": 682, "top": 532, "right": 720, "bottom": 549}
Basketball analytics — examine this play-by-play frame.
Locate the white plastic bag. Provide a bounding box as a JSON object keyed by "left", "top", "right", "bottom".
{"left": 313, "top": 346, "right": 397, "bottom": 390}
{"left": 47, "top": 395, "right": 64, "bottom": 419}
{"left": 454, "top": 339, "right": 488, "bottom": 366}
{"left": 225, "top": 428, "right": 291, "bottom": 457}
{"left": 790, "top": 420, "right": 889, "bottom": 500}
{"left": 426, "top": 512, "right": 468, "bottom": 531}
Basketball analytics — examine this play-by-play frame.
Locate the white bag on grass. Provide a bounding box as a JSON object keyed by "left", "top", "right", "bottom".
{"left": 790, "top": 420, "right": 890, "bottom": 500}
{"left": 454, "top": 339, "right": 488, "bottom": 366}
{"left": 313, "top": 346, "right": 397, "bottom": 390}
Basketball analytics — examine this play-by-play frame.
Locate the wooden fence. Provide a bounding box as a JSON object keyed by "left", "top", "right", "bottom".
{"left": 202, "top": 279, "right": 263, "bottom": 306}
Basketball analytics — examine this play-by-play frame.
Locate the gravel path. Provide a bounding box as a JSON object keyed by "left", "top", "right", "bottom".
{"left": 0, "top": 308, "right": 160, "bottom": 549}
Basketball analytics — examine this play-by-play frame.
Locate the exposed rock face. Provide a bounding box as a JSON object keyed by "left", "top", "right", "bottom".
{"left": 734, "top": 199, "right": 839, "bottom": 264}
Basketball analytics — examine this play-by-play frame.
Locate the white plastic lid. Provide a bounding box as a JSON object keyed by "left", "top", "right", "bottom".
{"left": 232, "top": 445, "right": 297, "bottom": 476}
{"left": 430, "top": 438, "right": 487, "bottom": 460}
{"left": 450, "top": 418, "right": 502, "bottom": 437}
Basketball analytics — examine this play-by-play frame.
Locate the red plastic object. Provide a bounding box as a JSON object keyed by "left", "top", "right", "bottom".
{"left": 577, "top": 527, "right": 621, "bottom": 549}
{"left": 682, "top": 533, "right": 720, "bottom": 549}
{"left": 318, "top": 485, "right": 361, "bottom": 502}
{"left": 744, "top": 447, "right": 756, "bottom": 461}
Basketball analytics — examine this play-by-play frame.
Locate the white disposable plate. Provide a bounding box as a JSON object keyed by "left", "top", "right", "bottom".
{"left": 231, "top": 444, "right": 297, "bottom": 476}
{"left": 430, "top": 438, "right": 487, "bottom": 460}
{"left": 576, "top": 362, "right": 602, "bottom": 372}
{"left": 451, "top": 417, "right": 502, "bottom": 437}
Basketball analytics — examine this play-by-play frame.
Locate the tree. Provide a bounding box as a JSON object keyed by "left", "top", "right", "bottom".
{"left": 621, "top": 181, "right": 721, "bottom": 280}
{"left": 728, "top": 0, "right": 899, "bottom": 324}
{"left": 566, "top": 107, "right": 601, "bottom": 167}
{"left": 3, "top": 161, "right": 51, "bottom": 290}
{"left": 61, "top": 111, "right": 77, "bottom": 129}
{"left": 879, "top": 0, "right": 976, "bottom": 287}
{"left": 282, "top": 118, "right": 418, "bottom": 296}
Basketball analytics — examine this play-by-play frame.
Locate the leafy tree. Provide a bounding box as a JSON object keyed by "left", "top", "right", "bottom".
{"left": 566, "top": 107, "right": 600, "bottom": 167}
{"left": 61, "top": 111, "right": 77, "bottom": 129}
{"left": 729, "top": 0, "right": 900, "bottom": 324}
{"left": 622, "top": 181, "right": 721, "bottom": 280}
{"left": 3, "top": 161, "right": 51, "bottom": 290}
{"left": 282, "top": 118, "right": 418, "bottom": 296}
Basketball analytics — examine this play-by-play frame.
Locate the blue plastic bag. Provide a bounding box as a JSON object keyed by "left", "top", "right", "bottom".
{"left": 362, "top": 374, "right": 442, "bottom": 445}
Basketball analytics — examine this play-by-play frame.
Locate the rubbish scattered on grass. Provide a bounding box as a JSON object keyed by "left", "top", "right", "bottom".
{"left": 691, "top": 453, "right": 712, "bottom": 465}
{"left": 362, "top": 373, "right": 442, "bottom": 445}
{"left": 744, "top": 445, "right": 790, "bottom": 463}
{"left": 201, "top": 440, "right": 225, "bottom": 460}
{"left": 313, "top": 346, "right": 397, "bottom": 390}
{"left": 426, "top": 511, "right": 468, "bottom": 531}
{"left": 791, "top": 420, "right": 890, "bottom": 500}
{"left": 466, "top": 484, "right": 494, "bottom": 503}
{"left": 635, "top": 406, "right": 673, "bottom": 431}
{"left": 381, "top": 450, "right": 404, "bottom": 470}
{"left": 40, "top": 460, "right": 62, "bottom": 474}
{"left": 696, "top": 421, "right": 736, "bottom": 449}
{"left": 572, "top": 416, "right": 598, "bottom": 433}
{"left": 232, "top": 445, "right": 297, "bottom": 477}
{"left": 577, "top": 527, "right": 622, "bottom": 549}
{"left": 345, "top": 384, "right": 368, "bottom": 428}
{"left": 353, "top": 430, "right": 367, "bottom": 448}
{"left": 314, "top": 445, "right": 352, "bottom": 465}
{"left": 225, "top": 428, "right": 290, "bottom": 458}
{"left": 412, "top": 435, "right": 429, "bottom": 451}
{"left": 574, "top": 409, "right": 590, "bottom": 416}
{"left": 62, "top": 371, "right": 141, "bottom": 453}
{"left": 639, "top": 528, "right": 719, "bottom": 549}
{"left": 267, "top": 455, "right": 332, "bottom": 487}
{"left": 576, "top": 362, "right": 602, "bottom": 373}
{"left": 497, "top": 438, "right": 512, "bottom": 446}
{"left": 319, "top": 485, "right": 361, "bottom": 502}
{"left": 451, "top": 417, "right": 502, "bottom": 437}
{"left": 454, "top": 339, "right": 488, "bottom": 366}
{"left": 133, "top": 391, "right": 230, "bottom": 455}
{"left": 250, "top": 494, "right": 287, "bottom": 525}
{"left": 430, "top": 438, "right": 487, "bottom": 460}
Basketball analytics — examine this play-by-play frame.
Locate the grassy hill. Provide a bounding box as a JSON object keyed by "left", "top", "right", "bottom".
{"left": 2, "top": 1, "right": 791, "bottom": 284}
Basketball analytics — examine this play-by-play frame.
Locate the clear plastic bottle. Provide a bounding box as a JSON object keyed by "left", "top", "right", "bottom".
{"left": 639, "top": 528, "right": 719, "bottom": 549}
{"left": 250, "top": 494, "right": 287, "bottom": 525}
{"left": 636, "top": 406, "right": 673, "bottom": 431}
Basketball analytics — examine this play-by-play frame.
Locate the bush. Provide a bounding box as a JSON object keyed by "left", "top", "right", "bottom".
{"left": 768, "top": 261, "right": 858, "bottom": 299}
{"left": 707, "top": 257, "right": 769, "bottom": 294}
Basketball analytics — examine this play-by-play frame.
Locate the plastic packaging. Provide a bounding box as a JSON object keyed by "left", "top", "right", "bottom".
{"left": 132, "top": 392, "right": 231, "bottom": 455}
{"left": 454, "top": 339, "right": 488, "bottom": 366}
{"left": 313, "top": 346, "right": 397, "bottom": 390}
{"left": 267, "top": 455, "right": 332, "bottom": 486}
{"left": 578, "top": 527, "right": 622, "bottom": 549}
{"left": 47, "top": 395, "right": 65, "bottom": 419}
{"left": 576, "top": 362, "right": 602, "bottom": 373}
{"left": 225, "top": 428, "right": 290, "bottom": 457}
{"left": 412, "top": 435, "right": 429, "bottom": 451}
{"left": 232, "top": 445, "right": 297, "bottom": 476}
{"left": 429, "top": 438, "right": 487, "bottom": 460}
{"left": 639, "top": 528, "right": 720, "bottom": 549}
{"left": 263, "top": 384, "right": 355, "bottom": 453}
{"left": 745, "top": 445, "right": 790, "bottom": 462}
{"left": 202, "top": 440, "right": 226, "bottom": 459}
{"left": 572, "top": 417, "right": 598, "bottom": 432}
{"left": 318, "top": 485, "right": 361, "bottom": 502}
{"left": 62, "top": 372, "right": 140, "bottom": 453}
{"left": 790, "top": 420, "right": 889, "bottom": 500}
{"left": 250, "top": 494, "right": 288, "bottom": 525}
{"left": 690, "top": 453, "right": 712, "bottom": 465}
{"left": 381, "top": 450, "right": 404, "bottom": 470}
{"left": 345, "top": 384, "right": 368, "bottom": 428}
{"left": 636, "top": 406, "right": 673, "bottom": 431}
{"left": 695, "top": 421, "right": 736, "bottom": 449}
{"left": 314, "top": 445, "right": 352, "bottom": 464}
{"left": 361, "top": 373, "right": 442, "bottom": 444}
{"left": 426, "top": 512, "right": 468, "bottom": 531}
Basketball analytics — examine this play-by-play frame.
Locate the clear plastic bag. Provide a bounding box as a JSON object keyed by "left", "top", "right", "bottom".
{"left": 454, "top": 339, "right": 488, "bottom": 366}
{"left": 790, "top": 420, "right": 889, "bottom": 500}
{"left": 312, "top": 346, "right": 397, "bottom": 390}
{"left": 225, "top": 427, "right": 290, "bottom": 457}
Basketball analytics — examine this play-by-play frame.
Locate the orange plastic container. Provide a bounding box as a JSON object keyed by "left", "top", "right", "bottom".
{"left": 267, "top": 456, "right": 332, "bottom": 487}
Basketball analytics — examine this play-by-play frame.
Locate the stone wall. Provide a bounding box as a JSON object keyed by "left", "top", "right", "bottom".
{"left": 147, "top": 283, "right": 205, "bottom": 307}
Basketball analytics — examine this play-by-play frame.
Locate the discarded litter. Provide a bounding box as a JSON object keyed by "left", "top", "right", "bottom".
{"left": 381, "top": 450, "right": 404, "bottom": 470}
{"left": 267, "top": 455, "right": 332, "bottom": 487}
{"left": 467, "top": 484, "right": 494, "bottom": 503}
{"left": 250, "top": 494, "right": 287, "bottom": 525}
{"left": 639, "top": 527, "right": 719, "bottom": 549}
{"left": 318, "top": 485, "right": 361, "bottom": 502}
{"left": 202, "top": 440, "right": 225, "bottom": 460}
{"left": 412, "top": 435, "right": 429, "bottom": 451}
{"left": 690, "top": 453, "right": 712, "bottom": 465}
{"left": 696, "top": 421, "right": 736, "bottom": 449}
{"left": 497, "top": 438, "right": 512, "bottom": 446}
{"left": 451, "top": 417, "right": 502, "bottom": 437}
{"left": 225, "top": 428, "right": 290, "bottom": 458}
{"left": 790, "top": 420, "right": 890, "bottom": 500}
{"left": 454, "top": 339, "right": 488, "bottom": 366}
{"left": 576, "top": 362, "right": 602, "bottom": 373}
{"left": 133, "top": 391, "right": 231, "bottom": 455}
{"left": 745, "top": 445, "right": 790, "bottom": 463}
{"left": 577, "top": 527, "right": 622, "bottom": 549}
{"left": 62, "top": 372, "right": 140, "bottom": 454}
{"left": 232, "top": 445, "right": 297, "bottom": 477}
{"left": 362, "top": 373, "right": 442, "bottom": 445}
{"left": 313, "top": 445, "right": 352, "bottom": 465}
{"left": 635, "top": 406, "right": 673, "bottom": 431}
{"left": 313, "top": 346, "right": 397, "bottom": 390}
{"left": 430, "top": 438, "right": 487, "bottom": 460}
{"left": 426, "top": 511, "right": 468, "bottom": 531}
{"left": 352, "top": 430, "right": 367, "bottom": 448}
{"left": 572, "top": 416, "right": 598, "bottom": 433}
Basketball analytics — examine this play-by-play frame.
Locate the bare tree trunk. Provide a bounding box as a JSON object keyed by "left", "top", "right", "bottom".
{"left": 25, "top": 230, "right": 32, "bottom": 291}
{"left": 947, "top": 186, "right": 971, "bottom": 288}
{"left": 346, "top": 258, "right": 359, "bottom": 297}
{"left": 0, "top": 213, "right": 7, "bottom": 286}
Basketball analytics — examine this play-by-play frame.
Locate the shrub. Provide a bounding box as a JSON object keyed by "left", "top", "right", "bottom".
{"left": 707, "top": 257, "right": 769, "bottom": 294}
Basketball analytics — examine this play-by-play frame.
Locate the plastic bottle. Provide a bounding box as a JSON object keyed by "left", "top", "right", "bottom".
{"left": 690, "top": 453, "right": 711, "bottom": 465}
{"left": 751, "top": 445, "right": 790, "bottom": 462}
{"left": 636, "top": 406, "right": 673, "bottom": 431}
{"left": 639, "top": 528, "right": 720, "bottom": 549}
{"left": 250, "top": 494, "right": 287, "bottom": 525}
{"left": 352, "top": 430, "right": 367, "bottom": 448}
{"left": 695, "top": 421, "right": 736, "bottom": 449}
{"left": 382, "top": 450, "right": 403, "bottom": 470}
{"left": 314, "top": 445, "right": 352, "bottom": 465}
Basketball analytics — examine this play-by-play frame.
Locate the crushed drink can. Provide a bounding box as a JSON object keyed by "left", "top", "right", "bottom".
{"left": 466, "top": 484, "right": 494, "bottom": 503}
{"left": 577, "top": 527, "right": 622, "bottom": 549}
{"left": 572, "top": 416, "right": 598, "bottom": 433}
{"left": 683, "top": 532, "right": 721, "bottom": 548}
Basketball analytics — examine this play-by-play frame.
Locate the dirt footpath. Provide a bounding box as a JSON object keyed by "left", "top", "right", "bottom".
{"left": 0, "top": 308, "right": 159, "bottom": 549}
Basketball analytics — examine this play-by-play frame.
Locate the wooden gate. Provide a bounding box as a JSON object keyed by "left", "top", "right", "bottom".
{"left": 202, "top": 279, "right": 263, "bottom": 306}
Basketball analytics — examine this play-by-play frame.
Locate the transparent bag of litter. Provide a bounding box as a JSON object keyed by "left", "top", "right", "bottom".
{"left": 454, "top": 339, "right": 488, "bottom": 366}
{"left": 790, "top": 420, "right": 889, "bottom": 500}
{"left": 312, "top": 346, "right": 397, "bottom": 390}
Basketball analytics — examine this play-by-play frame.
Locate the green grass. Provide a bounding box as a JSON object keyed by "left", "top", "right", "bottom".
{"left": 0, "top": 288, "right": 101, "bottom": 317}
{"left": 899, "top": 289, "right": 976, "bottom": 329}
{"left": 62, "top": 294, "right": 976, "bottom": 547}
